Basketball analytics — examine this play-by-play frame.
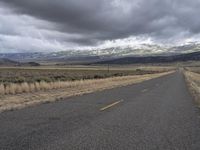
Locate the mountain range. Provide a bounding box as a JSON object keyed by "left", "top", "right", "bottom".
{"left": 0, "top": 43, "right": 200, "bottom": 65}
{"left": 93, "top": 51, "right": 200, "bottom": 64}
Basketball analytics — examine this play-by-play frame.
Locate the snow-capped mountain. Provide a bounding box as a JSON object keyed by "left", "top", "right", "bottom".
{"left": 0, "top": 43, "right": 200, "bottom": 62}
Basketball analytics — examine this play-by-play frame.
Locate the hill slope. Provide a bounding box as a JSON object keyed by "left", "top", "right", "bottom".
{"left": 93, "top": 51, "right": 200, "bottom": 64}
{"left": 0, "top": 58, "right": 40, "bottom": 66}
{"left": 0, "top": 58, "right": 20, "bottom": 66}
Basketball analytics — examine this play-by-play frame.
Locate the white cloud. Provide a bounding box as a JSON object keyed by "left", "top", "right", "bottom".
{"left": 1, "top": 0, "right": 200, "bottom": 53}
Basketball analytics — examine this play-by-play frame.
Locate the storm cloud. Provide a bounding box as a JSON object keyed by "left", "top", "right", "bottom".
{"left": 1, "top": 0, "right": 200, "bottom": 52}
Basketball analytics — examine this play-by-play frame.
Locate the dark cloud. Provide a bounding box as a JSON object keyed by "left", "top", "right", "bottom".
{"left": 1, "top": 0, "right": 200, "bottom": 52}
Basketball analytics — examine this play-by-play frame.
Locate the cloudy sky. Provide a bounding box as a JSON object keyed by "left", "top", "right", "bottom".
{"left": 0, "top": 0, "right": 200, "bottom": 53}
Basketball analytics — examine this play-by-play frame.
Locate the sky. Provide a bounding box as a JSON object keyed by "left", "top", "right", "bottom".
{"left": 0, "top": 0, "right": 200, "bottom": 53}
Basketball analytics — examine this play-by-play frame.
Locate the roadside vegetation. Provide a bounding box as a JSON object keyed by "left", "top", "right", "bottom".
{"left": 0, "top": 65, "right": 174, "bottom": 112}
{"left": 0, "top": 66, "right": 172, "bottom": 84}
{"left": 184, "top": 67, "right": 200, "bottom": 107}
{"left": 0, "top": 66, "right": 173, "bottom": 95}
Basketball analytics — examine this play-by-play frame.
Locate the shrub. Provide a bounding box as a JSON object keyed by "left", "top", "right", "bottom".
{"left": 21, "top": 82, "right": 30, "bottom": 93}
{"left": 29, "top": 83, "right": 36, "bottom": 92}
{"left": 0, "top": 84, "right": 5, "bottom": 95}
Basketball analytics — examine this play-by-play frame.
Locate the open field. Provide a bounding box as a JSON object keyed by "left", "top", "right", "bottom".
{"left": 184, "top": 69, "right": 200, "bottom": 107}
{"left": 0, "top": 65, "right": 174, "bottom": 84}
{"left": 0, "top": 69, "right": 174, "bottom": 112}
{"left": 0, "top": 65, "right": 174, "bottom": 95}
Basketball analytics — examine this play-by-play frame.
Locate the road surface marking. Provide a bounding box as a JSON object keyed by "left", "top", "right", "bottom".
{"left": 142, "top": 89, "right": 148, "bottom": 92}
{"left": 100, "top": 100, "right": 124, "bottom": 111}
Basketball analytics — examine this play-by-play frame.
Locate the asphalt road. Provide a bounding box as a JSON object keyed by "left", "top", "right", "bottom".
{"left": 0, "top": 71, "right": 200, "bottom": 150}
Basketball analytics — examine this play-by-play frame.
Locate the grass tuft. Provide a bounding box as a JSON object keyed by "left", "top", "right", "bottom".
{"left": 184, "top": 71, "right": 200, "bottom": 107}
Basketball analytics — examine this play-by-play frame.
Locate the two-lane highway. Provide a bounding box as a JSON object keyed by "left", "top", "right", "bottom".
{"left": 0, "top": 71, "right": 200, "bottom": 150}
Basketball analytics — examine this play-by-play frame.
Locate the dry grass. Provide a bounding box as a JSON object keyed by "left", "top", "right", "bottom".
{"left": 0, "top": 71, "right": 173, "bottom": 112}
{"left": 0, "top": 66, "right": 174, "bottom": 84}
{"left": 184, "top": 71, "right": 200, "bottom": 107}
{"left": 0, "top": 66, "right": 175, "bottom": 95}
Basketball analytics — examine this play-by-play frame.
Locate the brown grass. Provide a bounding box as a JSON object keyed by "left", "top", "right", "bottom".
{"left": 184, "top": 71, "right": 200, "bottom": 107}
{"left": 0, "top": 71, "right": 174, "bottom": 112}
{"left": 0, "top": 84, "right": 5, "bottom": 95}
{"left": 0, "top": 81, "right": 79, "bottom": 95}
{"left": 0, "top": 66, "right": 175, "bottom": 84}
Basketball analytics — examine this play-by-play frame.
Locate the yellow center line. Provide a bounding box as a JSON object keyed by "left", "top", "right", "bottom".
{"left": 142, "top": 89, "right": 148, "bottom": 92}
{"left": 100, "top": 99, "right": 124, "bottom": 111}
